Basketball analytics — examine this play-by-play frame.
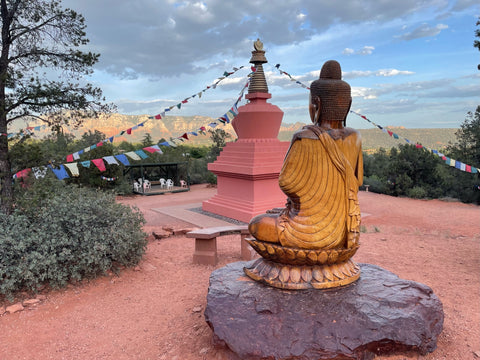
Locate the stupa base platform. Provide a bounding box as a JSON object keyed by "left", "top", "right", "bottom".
{"left": 205, "top": 261, "right": 444, "bottom": 360}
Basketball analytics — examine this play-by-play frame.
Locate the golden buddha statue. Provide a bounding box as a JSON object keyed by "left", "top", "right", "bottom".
{"left": 244, "top": 60, "right": 363, "bottom": 289}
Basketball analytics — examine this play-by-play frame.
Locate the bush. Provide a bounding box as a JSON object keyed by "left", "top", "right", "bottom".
{"left": 0, "top": 182, "right": 147, "bottom": 301}
{"left": 406, "top": 186, "right": 428, "bottom": 199}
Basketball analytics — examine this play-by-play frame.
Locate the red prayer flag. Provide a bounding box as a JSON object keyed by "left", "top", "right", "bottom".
{"left": 387, "top": 130, "right": 393, "bottom": 137}
{"left": 143, "top": 147, "right": 156, "bottom": 153}
{"left": 66, "top": 154, "right": 74, "bottom": 162}
{"left": 182, "top": 99, "right": 188, "bottom": 104}
{"left": 155, "top": 114, "right": 162, "bottom": 119}
{"left": 200, "top": 126, "right": 206, "bottom": 131}
{"left": 96, "top": 142, "right": 103, "bottom": 147}
{"left": 127, "top": 128, "right": 132, "bottom": 135}
{"left": 180, "top": 133, "right": 189, "bottom": 140}
{"left": 415, "top": 144, "right": 423, "bottom": 149}
{"left": 466, "top": 165, "right": 471, "bottom": 172}
{"left": 91, "top": 159, "right": 106, "bottom": 172}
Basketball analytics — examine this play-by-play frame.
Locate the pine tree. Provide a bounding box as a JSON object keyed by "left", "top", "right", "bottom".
{"left": 0, "top": 0, "right": 112, "bottom": 213}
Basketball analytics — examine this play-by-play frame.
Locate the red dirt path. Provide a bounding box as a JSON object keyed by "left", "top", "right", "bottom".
{"left": 0, "top": 185, "right": 479, "bottom": 360}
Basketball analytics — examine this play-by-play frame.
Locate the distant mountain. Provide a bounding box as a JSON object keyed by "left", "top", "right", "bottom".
{"left": 16, "top": 113, "right": 457, "bottom": 151}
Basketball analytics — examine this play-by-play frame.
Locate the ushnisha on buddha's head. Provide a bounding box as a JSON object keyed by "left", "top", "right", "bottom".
{"left": 309, "top": 60, "right": 352, "bottom": 127}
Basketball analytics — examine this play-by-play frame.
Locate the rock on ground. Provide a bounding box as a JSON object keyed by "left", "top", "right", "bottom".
{"left": 205, "top": 261, "right": 444, "bottom": 360}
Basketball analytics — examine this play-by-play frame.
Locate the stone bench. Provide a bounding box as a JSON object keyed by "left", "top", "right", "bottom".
{"left": 186, "top": 225, "right": 254, "bottom": 265}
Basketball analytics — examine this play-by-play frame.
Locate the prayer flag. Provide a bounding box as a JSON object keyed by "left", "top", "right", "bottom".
{"left": 66, "top": 154, "right": 74, "bottom": 162}
{"left": 91, "top": 159, "right": 106, "bottom": 172}
{"left": 466, "top": 165, "right": 471, "bottom": 173}
{"left": 114, "top": 154, "right": 130, "bottom": 166}
{"left": 472, "top": 167, "right": 478, "bottom": 174}
{"left": 64, "top": 163, "right": 80, "bottom": 177}
{"left": 32, "top": 166, "right": 47, "bottom": 179}
{"left": 180, "top": 133, "right": 189, "bottom": 140}
{"left": 80, "top": 161, "right": 91, "bottom": 168}
{"left": 103, "top": 156, "right": 119, "bottom": 165}
{"left": 127, "top": 128, "right": 132, "bottom": 135}
{"left": 96, "top": 141, "right": 103, "bottom": 147}
{"left": 134, "top": 150, "right": 149, "bottom": 159}
{"left": 155, "top": 114, "right": 162, "bottom": 119}
{"left": 460, "top": 163, "right": 466, "bottom": 171}
{"left": 48, "top": 164, "right": 70, "bottom": 180}
{"left": 73, "top": 152, "right": 80, "bottom": 160}
{"left": 125, "top": 151, "right": 141, "bottom": 160}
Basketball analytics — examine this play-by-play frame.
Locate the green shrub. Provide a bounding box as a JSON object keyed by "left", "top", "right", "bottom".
{"left": 406, "top": 186, "right": 428, "bottom": 199}
{"left": 0, "top": 182, "right": 147, "bottom": 301}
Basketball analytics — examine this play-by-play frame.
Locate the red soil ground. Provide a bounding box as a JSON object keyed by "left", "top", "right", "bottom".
{"left": 0, "top": 185, "right": 479, "bottom": 360}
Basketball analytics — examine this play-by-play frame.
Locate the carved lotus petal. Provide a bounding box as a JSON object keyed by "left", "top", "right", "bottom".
{"left": 307, "top": 251, "right": 317, "bottom": 264}
{"left": 322, "top": 267, "right": 334, "bottom": 281}
{"left": 285, "top": 248, "right": 296, "bottom": 261}
{"left": 290, "top": 267, "right": 301, "bottom": 283}
{"left": 279, "top": 266, "right": 290, "bottom": 283}
{"left": 328, "top": 250, "right": 338, "bottom": 264}
{"left": 297, "top": 250, "right": 306, "bottom": 261}
{"left": 267, "top": 245, "right": 275, "bottom": 255}
{"left": 301, "top": 267, "right": 312, "bottom": 282}
{"left": 266, "top": 265, "right": 280, "bottom": 281}
{"left": 317, "top": 251, "right": 328, "bottom": 264}
{"left": 257, "top": 242, "right": 266, "bottom": 252}
{"left": 331, "top": 264, "right": 344, "bottom": 279}
{"left": 312, "top": 267, "right": 323, "bottom": 282}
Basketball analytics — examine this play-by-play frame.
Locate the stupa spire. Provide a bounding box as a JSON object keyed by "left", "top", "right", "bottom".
{"left": 248, "top": 39, "right": 269, "bottom": 94}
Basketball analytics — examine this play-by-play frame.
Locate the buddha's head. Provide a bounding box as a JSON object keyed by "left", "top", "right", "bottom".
{"left": 309, "top": 60, "right": 351, "bottom": 126}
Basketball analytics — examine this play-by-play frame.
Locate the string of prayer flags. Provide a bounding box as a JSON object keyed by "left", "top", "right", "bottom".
{"left": 272, "top": 65, "right": 479, "bottom": 175}
{"left": 350, "top": 110, "right": 479, "bottom": 174}
{"left": 273, "top": 64, "right": 310, "bottom": 89}
{"left": 101, "top": 176, "right": 116, "bottom": 181}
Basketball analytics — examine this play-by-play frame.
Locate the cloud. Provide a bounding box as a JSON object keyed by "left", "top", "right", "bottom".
{"left": 398, "top": 23, "right": 449, "bottom": 41}
{"left": 342, "top": 46, "right": 374, "bottom": 55}
{"left": 357, "top": 46, "right": 375, "bottom": 55}
{"left": 60, "top": 0, "right": 453, "bottom": 79}
{"left": 343, "top": 69, "right": 415, "bottom": 79}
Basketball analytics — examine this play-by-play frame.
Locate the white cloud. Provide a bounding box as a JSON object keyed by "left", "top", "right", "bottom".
{"left": 398, "top": 23, "right": 449, "bottom": 41}
{"left": 343, "top": 48, "right": 355, "bottom": 55}
{"left": 357, "top": 46, "right": 375, "bottom": 55}
{"left": 343, "top": 69, "right": 414, "bottom": 79}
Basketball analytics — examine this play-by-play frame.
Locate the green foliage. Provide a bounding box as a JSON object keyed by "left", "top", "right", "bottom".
{"left": 0, "top": 1, "right": 114, "bottom": 213}
{"left": 406, "top": 186, "right": 428, "bottom": 199}
{"left": 1, "top": 181, "right": 147, "bottom": 301}
{"left": 363, "top": 113, "right": 480, "bottom": 203}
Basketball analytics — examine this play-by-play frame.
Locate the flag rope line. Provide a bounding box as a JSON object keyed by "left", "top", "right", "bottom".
{"left": 273, "top": 63, "right": 478, "bottom": 174}
{"left": 13, "top": 67, "right": 254, "bottom": 181}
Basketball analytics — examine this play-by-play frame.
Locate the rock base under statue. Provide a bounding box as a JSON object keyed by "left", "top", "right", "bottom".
{"left": 205, "top": 261, "right": 444, "bottom": 360}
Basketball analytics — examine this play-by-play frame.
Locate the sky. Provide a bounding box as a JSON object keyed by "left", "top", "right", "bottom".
{"left": 61, "top": 0, "right": 480, "bottom": 129}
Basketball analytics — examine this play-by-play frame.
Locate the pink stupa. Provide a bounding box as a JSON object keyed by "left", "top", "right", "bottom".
{"left": 202, "top": 39, "right": 290, "bottom": 223}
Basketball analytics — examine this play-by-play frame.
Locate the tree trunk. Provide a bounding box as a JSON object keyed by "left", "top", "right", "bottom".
{"left": 0, "top": 121, "right": 12, "bottom": 215}
{"left": 0, "top": 0, "right": 13, "bottom": 214}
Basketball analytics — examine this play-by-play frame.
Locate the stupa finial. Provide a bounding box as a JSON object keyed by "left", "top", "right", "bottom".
{"left": 248, "top": 38, "right": 268, "bottom": 94}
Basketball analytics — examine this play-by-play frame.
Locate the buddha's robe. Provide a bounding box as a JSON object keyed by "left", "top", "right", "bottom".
{"left": 249, "top": 125, "right": 363, "bottom": 250}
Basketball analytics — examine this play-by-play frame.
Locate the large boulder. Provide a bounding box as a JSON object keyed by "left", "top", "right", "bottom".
{"left": 205, "top": 262, "right": 444, "bottom": 360}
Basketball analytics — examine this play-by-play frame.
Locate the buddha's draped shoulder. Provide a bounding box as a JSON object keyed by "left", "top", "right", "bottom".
{"left": 277, "top": 126, "right": 362, "bottom": 249}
